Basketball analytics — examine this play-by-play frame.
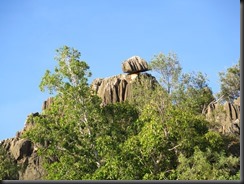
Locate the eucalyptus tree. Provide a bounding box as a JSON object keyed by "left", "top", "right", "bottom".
{"left": 24, "top": 46, "right": 103, "bottom": 179}
{"left": 149, "top": 52, "right": 182, "bottom": 94}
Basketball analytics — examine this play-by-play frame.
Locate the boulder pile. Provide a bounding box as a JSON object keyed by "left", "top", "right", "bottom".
{"left": 91, "top": 56, "right": 156, "bottom": 105}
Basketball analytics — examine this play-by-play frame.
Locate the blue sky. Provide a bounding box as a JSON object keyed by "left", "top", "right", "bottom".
{"left": 0, "top": 0, "right": 239, "bottom": 141}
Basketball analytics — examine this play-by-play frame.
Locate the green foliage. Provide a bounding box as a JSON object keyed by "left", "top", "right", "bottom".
{"left": 101, "top": 102, "right": 139, "bottom": 142}
{"left": 149, "top": 52, "right": 182, "bottom": 94}
{"left": 39, "top": 45, "right": 91, "bottom": 94}
{"left": 128, "top": 73, "right": 168, "bottom": 115}
{"left": 172, "top": 71, "right": 215, "bottom": 114}
{"left": 24, "top": 46, "right": 102, "bottom": 179}
{"left": 176, "top": 146, "right": 240, "bottom": 180}
{"left": 0, "top": 146, "right": 19, "bottom": 180}
{"left": 150, "top": 52, "right": 214, "bottom": 114}
{"left": 218, "top": 60, "right": 240, "bottom": 102}
{"left": 91, "top": 102, "right": 217, "bottom": 180}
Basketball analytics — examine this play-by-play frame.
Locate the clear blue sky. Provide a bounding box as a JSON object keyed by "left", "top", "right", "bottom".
{"left": 0, "top": 0, "right": 239, "bottom": 141}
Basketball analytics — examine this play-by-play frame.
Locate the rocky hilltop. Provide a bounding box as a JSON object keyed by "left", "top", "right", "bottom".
{"left": 0, "top": 56, "right": 156, "bottom": 180}
{"left": 0, "top": 56, "right": 240, "bottom": 180}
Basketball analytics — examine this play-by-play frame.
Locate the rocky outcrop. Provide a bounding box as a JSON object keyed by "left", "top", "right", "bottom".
{"left": 122, "top": 56, "right": 149, "bottom": 74}
{"left": 91, "top": 73, "right": 158, "bottom": 105}
{"left": 42, "top": 97, "right": 53, "bottom": 111}
{"left": 203, "top": 99, "right": 240, "bottom": 135}
{"left": 0, "top": 113, "right": 46, "bottom": 180}
{"left": 9, "top": 139, "right": 33, "bottom": 160}
{"left": 91, "top": 56, "right": 155, "bottom": 105}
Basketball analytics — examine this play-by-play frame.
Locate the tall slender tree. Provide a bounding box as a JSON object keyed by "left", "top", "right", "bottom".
{"left": 149, "top": 52, "right": 182, "bottom": 94}
{"left": 24, "top": 46, "right": 103, "bottom": 179}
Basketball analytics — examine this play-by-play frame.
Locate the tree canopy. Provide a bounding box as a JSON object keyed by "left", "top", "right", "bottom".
{"left": 149, "top": 52, "right": 182, "bottom": 94}
{"left": 218, "top": 60, "right": 240, "bottom": 102}
{"left": 0, "top": 146, "right": 19, "bottom": 180}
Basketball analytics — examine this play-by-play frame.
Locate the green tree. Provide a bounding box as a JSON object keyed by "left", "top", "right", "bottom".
{"left": 24, "top": 46, "right": 103, "bottom": 179}
{"left": 172, "top": 71, "right": 215, "bottom": 114}
{"left": 24, "top": 46, "right": 141, "bottom": 180}
{"left": 90, "top": 97, "right": 213, "bottom": 179}
{"left": 0, "top": 146, "right": 19, "bottom": 180}
{"left": 150, "top": 52, "right": 214, "bottom": 114}
{"left": 94, "top": 68, "right": 238, "bottom": 180}
{"left": 149, "top": 52, "right": 182, "bottom": 94}
{"left": 218, "top": 60, "right": 240, "bottom": 102}
{"left": 91, "top": 102, "right": 142, "bottom": 180}
{"left": 128, "top": 73, "right": 168, "bottom": 114}
{"left": 176, "top": 146, "right": 240, "bottom": 180}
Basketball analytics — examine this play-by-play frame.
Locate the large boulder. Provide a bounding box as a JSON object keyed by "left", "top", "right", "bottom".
{"left": 122, "top": 56, "right": 149, "bottom": 74}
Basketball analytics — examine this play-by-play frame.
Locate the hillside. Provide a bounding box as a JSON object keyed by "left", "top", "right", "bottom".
{"left": 0, "top": 47, "right": 240, "bottom": 180}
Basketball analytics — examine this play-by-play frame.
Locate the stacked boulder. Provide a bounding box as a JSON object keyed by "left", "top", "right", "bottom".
{"left": 91, "top": 56, "right": 156, "bottom": 105}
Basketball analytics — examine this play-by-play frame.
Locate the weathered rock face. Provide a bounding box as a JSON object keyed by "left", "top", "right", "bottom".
{"left": 42, "top": 97, "right": 53, "bottom": 111}
{"left": 9, "top": 139, "right": 33, "bottom": 160}
{"left": 91, "top": 73, "right": 158, "bottom": 105}
{"left": 203, "top": 100, "right": 240, "bottom": 135}
{"left": 0, "top": 113, "right": 46, "bottom": 180}
{"left": 122, "top": 56, "right": 149, "bottom": 74}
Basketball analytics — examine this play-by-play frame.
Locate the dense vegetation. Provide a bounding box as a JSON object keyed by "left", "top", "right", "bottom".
{"left": 0, "top": 147, "right": 19, "bottom": 180}
{"left": 0, "top": 46, "right": 240, "bottom": 180}
{"left": 218, "top": 60, "right": 240, "bottom": 102}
